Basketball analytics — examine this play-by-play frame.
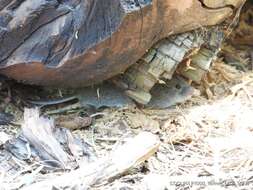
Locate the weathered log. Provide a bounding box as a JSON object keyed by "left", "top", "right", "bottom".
{"left": 0, "top": 0, "right": 245, "bottom": 87}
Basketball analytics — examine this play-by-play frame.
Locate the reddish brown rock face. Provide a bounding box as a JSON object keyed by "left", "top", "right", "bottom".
{"left": 0, "top": 0, "right": 246, "bottom": 87}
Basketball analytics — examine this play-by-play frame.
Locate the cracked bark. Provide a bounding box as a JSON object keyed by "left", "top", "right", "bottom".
{"left": 0, "top": 0, "right": 246, "bottom": 87}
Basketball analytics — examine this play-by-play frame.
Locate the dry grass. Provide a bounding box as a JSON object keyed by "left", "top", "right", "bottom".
{"left": 89, "top": 63, "right": 253, "bottom": 190}
{"left": 2, "top": 62, "right": 253, "bottom": 190}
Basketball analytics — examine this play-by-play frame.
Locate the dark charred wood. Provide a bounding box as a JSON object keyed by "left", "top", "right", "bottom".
{"left": 0, "top": 0, "right": 245, "bottom": 87}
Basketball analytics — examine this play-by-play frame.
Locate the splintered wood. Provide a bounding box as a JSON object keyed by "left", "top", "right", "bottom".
{"left": 119, "top": 32, "right": 200, "bottom": 104}
{"left": 21, "top": 131, "right": 160, "bottom": 189}
{"left": 21, "top": 108, "right": 75, "bottom": 169}
{"left": 116, "top": 27, "right": 224, "bottom": 105}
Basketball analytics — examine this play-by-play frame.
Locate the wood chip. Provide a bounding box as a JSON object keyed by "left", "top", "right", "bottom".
{"left": 22, "top": 132, "right": 160, "bottom": 189}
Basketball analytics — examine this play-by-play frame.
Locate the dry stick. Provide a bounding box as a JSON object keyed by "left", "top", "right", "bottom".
{"left": 228, "top": 78, "right": 253, "bottom": 101}
{"left": 22, "top": 132, "right": 160, "bottom": 190}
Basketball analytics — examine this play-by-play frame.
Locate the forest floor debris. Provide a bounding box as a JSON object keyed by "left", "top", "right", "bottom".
{"left": 0, "top": 2, "right": 253, "bottom": 189}
{"left": 1, "top": 60, "right": 253, "bottom": 189}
